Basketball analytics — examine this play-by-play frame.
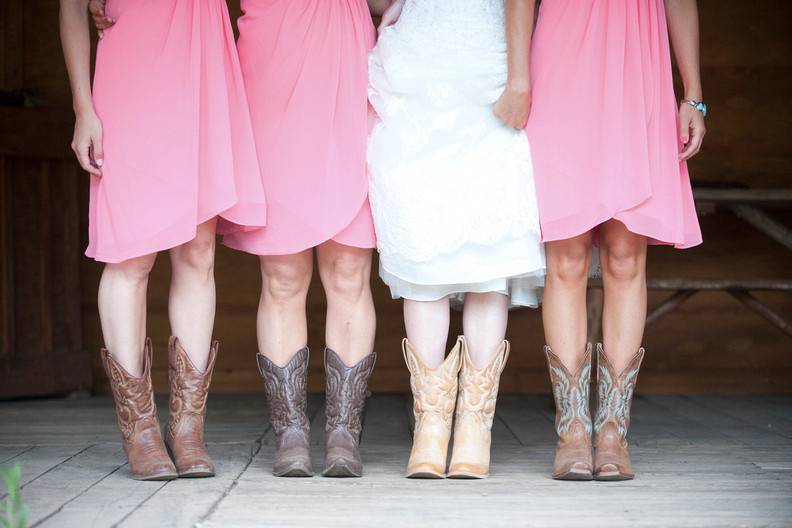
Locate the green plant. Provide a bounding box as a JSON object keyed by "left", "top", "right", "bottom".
{"left": 0, "top": 464, "right": 27, "bottom": 528}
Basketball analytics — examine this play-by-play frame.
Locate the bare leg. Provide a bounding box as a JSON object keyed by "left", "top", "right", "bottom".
{"left": 168, "top": 219, "right": 218, "bottom": 372}
{"left": 599, "top": 220, "right": 647, "bottom": 372}
{"left": 542, "top": 232, "right": 593, "bottom": 371}
{"left": 462, "top": 292, "right": 509, "bottom": 368}
{"left": 98, "top": 253, "right": 158, "bottom": 376}
{"left": 316, "top": 241, "right": 376, "bottom": 366}
{"left": 258, "top": 250, "right": 314, "bottom": 367}
{"left": 403, "top": 297, "right": 451, "bottom": 368}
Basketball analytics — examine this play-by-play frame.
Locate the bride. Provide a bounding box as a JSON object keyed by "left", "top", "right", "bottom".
{"left": 368, "top": 0, "right": 542, "bottom": 479}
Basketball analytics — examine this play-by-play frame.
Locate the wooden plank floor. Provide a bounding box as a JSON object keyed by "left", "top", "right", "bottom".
{"left": 1, "top": 394, "right": 791, "bottom": 528}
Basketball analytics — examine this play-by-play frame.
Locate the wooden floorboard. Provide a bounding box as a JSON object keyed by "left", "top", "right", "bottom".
{"left": 0, "top": 394, "right": 790, "bottom": 527}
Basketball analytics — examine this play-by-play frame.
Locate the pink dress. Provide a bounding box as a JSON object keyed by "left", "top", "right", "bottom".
{"left": 223, "top": 0, "right": 377, "bottom": 256}
{"left": 526, "top": 0, "right": 702, "bottom": 248}
{"left": 88, "top": 0, "right": 266, "bottom": 263}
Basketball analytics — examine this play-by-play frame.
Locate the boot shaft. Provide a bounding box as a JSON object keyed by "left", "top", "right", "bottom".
{"left": 544, "top": 344, "right": 593, "bottom": 438}
{"left": 256, "top": 347, "right": 311, "bottom": 435}
{"left": 455, "top": 338, "right": 509, "bottom": 428}
{"left": 403, "top": 337, "right": 461, "bottom": 428}
{"left": 593, "top": 344, "right": 645, "bottom": 439}
{"left": 323, "top": 348, "right": 376, "bottom": 438}
{"left": 168, "top": 337, "right": 217, "bottom": 439}
{"left": 100, "top": 339, "right": 159, "bottom": 440}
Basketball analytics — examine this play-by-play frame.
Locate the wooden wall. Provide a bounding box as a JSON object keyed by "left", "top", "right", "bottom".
{"left": 1, "top": 0, "right": 790, "bottom": 397}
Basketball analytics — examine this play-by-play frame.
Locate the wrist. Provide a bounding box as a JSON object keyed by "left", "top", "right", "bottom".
{"left": 73, "top": 100, "right": 96, "bottom": 117}
{"left": 683, "top": 87, "right": 703, "bottom": 102}
{"left": 506, "top": 77, "right": 531, "bottom": 94}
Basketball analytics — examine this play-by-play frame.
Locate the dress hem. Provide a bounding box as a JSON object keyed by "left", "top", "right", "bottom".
{"left": 222, "top": 193, "right": 375, "bottom": 256}
{"left": 540, "top": 206, "right": 702, "bottom": 250}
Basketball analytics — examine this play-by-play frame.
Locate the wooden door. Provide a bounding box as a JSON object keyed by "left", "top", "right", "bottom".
{"left": 0, "top": 108, "right": 91, "bottom": 399}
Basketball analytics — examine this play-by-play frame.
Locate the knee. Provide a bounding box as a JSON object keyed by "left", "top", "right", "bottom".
{"left": 320, "top": 251, "right": 372, "bottom": 300}
{"left": 261, "top": 260, "right": 312, "bottom": 303}
{"left": 602, "top": 242, "right": 644, "bottom": 282}
{"left": 108, "top": 254, "right": 156, "bottom": 283}
{"left": 549, "top": 247, "right": 590, "bottom": 284}
{"left": 174, "top": 232, "right": 216, "bottom": 274}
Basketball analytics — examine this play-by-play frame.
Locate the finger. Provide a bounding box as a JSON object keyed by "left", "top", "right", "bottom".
{"left": 688, "top": 127, "right": 705, "bottom": 159}
{"left": 76, "top": 144, "right": 101, "bottom": 176}
{"left": 679, "top": 117, "right": 690, "bottom": 147}
{"left": 680, "top": 125, "right": 704, "bottom": 161}
{"left": 88, "top": 1, "right": 103, "bottom": 17}
{"left": 91, "top": 133, "right": 104, "bottom": 170}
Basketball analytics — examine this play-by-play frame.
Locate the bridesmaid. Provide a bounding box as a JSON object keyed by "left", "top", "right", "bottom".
{"left": 61, "top": 0, "right": 266, "bottom": 480}
{"left": 526, "top": 0, "right": 706, "bottom": 480}
{"left": 369, "top": 0, "right": 545, "bottom": 479}
{"left": 221, "top": 0, "right": 390, "bottom": 478}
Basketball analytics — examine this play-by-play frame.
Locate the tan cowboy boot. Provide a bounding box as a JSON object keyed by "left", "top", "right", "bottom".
{"left": 165, "top": 337, "right": 217, "bottom": 478}
{"left": 256, "top": 347, "right": 313, "bottom": 477}
{"left": 447, "top": 338, "right": 509, "bottom": 479}
{"left": 100, "top": 339, "right": 178, "bottom": 481}
{"left": 323, "top": 348, "right": 376, "bottom": 477}
{"left": 403, "top": 338, "right": 462, "bottom": 479}
{"left": 593, "top": 344, "right": 645, "bottom": 481}
{"left": 545, "top": 344, "right": 594, "bottom": 480}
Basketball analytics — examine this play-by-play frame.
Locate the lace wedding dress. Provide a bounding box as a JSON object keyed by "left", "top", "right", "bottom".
{"left": 368, "top": 0, "right": 545, "bottom": 306}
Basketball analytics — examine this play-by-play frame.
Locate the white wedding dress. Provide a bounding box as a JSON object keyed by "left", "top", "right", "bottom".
{"left": 368, "top": 0, "right": 545, "bottom": 307}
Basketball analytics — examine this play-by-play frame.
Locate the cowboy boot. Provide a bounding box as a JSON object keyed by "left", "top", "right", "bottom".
{"left": 256, "top": 347, "right": 313, "bottom": 477}
{"left": 593, "top": 344, "right": 645, "bottom": 481}
{"left": 545, "top": 344, "right": 594, "bottom": 480}
{"left": 165, "top": 337, "right": 217, "bottom": 478}
{"left": 323, "top": 348, "right": 376, "bottom": 477}
{"left": 447, "top": 338, "right": 509, "bottom": 479}
{"left": 403, "top": 338, "right": 462, "bottom": 479}
{"left": 100, "top": 339, "right": 178, "bottom": 481}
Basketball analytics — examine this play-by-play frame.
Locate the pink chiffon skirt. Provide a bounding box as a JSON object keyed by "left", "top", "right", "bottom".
{"left": 526, "top": 0, "right": 702, "bottom": 248}
{"left": 223, "top": 0, "right": 377, "bottom": 256}
{"left": 88, "top": 0, "right": 266, "bottom": 263}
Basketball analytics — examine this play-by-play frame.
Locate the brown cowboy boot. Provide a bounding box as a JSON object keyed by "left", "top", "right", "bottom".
{"left": 323, "top": 348, "right": 376, "bottom": 477}
{"left": 593, "top": 344, "right": 645, "bottom": 481}
{"left": 403, "top": 338, "right": 462, "bottom": 479}
{"left": 100, "top": 339, "right": 178, "bottom": 481}
{"left": 545, "top": 344, "right": 594, "bottom": 480}
{"left": 447, "top": 338, "right": 509, "bottom": 479}
{"left": 165, "top": 337, "right": 217, "bottom": 478}
{"left": 256, "top": 347, "right": 313, "bottom": 477}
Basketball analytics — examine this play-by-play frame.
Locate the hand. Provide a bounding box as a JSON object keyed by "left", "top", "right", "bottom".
{"left": 89, "top": 0, "right": 115, "bottom": 37}
{"left": 678, "top": 102, "right": 706, "bottom": 161}
{"left": 378, "top": 0, "right": 405, "bottom": 34}
{"left": 493, "top": 82, "right": 532, "bottom": 129}
{"left": 72, "top": 111, "right": 104, "bottom": 177}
